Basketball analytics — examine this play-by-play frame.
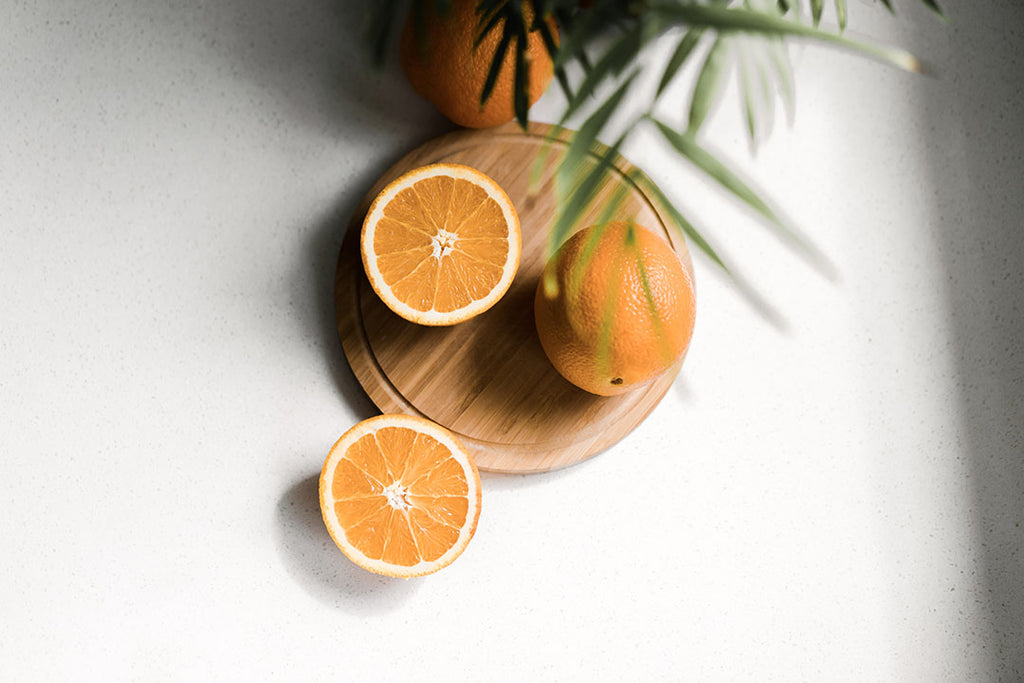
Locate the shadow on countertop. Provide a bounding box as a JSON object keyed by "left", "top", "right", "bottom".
{"left": 911, "top": 2, "right": 1024, "bottom": 678}
{"left": 201, "top": 0, "right": 455, "bottom": 419}
{"left": 276, "top": 475, "right": 421, "bottom": 612}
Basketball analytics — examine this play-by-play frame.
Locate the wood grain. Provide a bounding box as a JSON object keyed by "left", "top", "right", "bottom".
{"left": 335, "top": 122, "right": 692, "bottom": 473}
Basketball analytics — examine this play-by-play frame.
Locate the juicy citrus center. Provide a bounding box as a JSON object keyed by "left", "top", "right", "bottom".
{"left": 331, "top": 426, "right": 470, "bottom": 566}
{"left": 369, "top": 172, "right": 514, "bottom": 315}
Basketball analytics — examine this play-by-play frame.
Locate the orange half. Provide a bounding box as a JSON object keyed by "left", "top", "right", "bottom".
{"left": 319, "top": 414, "right": 482, "bottom": 577}
{"left": 360, "top": 163, "right": 521, "bottom": 326}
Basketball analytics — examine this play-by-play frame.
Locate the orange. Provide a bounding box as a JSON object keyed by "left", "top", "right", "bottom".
{"left": 399, "top": 0, "right": 556, "bottom": 128}
{"left": 534, "top": 222, "right": 696, "bottom": 396}
{"left": 361, "top": 162, "right": 521, "bottom": 326}
{"left": 319, "top": 413, "right": 482, "bottom": 578}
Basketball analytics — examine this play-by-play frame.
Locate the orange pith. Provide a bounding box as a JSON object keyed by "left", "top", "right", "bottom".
{"left": 534, "top": 222, "right": 696, "bottom": 397}
{"left": 361, "top": 163, "right": 521, "bottom": 326}
{"left": 320, "top": 414, "right": 482, "bottom": 577}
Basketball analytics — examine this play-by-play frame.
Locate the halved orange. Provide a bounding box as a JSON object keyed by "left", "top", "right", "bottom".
{"left": 319, "top": 413, "right": 482, "bottom": 578}
{"left": 360, "top": 163, "right": 521, "bottom": 326}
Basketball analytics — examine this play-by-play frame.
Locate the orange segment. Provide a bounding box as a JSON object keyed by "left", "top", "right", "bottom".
{"left": 361, "top": 163, "right": 521, "bottom": 326}
{"left": 319, "top": 414, "right": 482, "bottom": 578}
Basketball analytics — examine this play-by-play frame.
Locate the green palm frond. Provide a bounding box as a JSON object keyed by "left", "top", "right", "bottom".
{"left": 688, "top": 35, "right": 731, "bottom": 136}
{"left": 367, "top": 0, "right": 944, "bottom": 314}
{"left": 657, "top": 27, "right": 705, "bottom": 97}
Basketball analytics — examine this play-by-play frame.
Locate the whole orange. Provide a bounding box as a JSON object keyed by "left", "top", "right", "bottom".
{"left": 399, "top": 0, "right": 556, "bottom": 128}
{"left": 534, "top": 222, "right": 696, "bottom": 396}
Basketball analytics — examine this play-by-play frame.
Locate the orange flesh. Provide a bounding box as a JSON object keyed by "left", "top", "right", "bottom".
{"left": 330, "top": 426, "right": 470, "bottom": 566}
{"left": 373, "top": 176, "right": 511, "bottom": 313}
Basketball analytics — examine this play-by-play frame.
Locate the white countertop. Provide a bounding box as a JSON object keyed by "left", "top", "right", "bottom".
{"left": 2, "top": 1, "right": 1021, "bottom": 680}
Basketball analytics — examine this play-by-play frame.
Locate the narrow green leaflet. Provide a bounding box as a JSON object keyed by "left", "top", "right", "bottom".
{"left": 628, "top": 168, "right": 728, "bottom": 272}
{"left": 919, "top": 0, "right": 946, "bottom": 18}
{"left": 590, "top": 181, "right": 632, "bottom": 237}
{"left": 657, "top": 28, "right": 705, "bottom": 97}
{"left": 474, "top": 4, "right": 506, "bottom": 48}
{"left": 630, "top": 172, "right": 787, "bottom": 329}
{"left": 878, "top": 0, "right": 895, "bottom": 14}
{"left": 652, "top": 2, "right": 923, "bottom": 72}
{"left": 550, "top": 3, "right": 618, "bottom": 70}
{"left": 780, "top": 0, "right": 802, "bottom": 20}
{"left": 632, "top": 238, "right": 674, "bottom": 362}
{"left": 550, "top": 128, "right": 630, "bottom": 255}
{"left": 766, "top": 37, "right": 794, "bottom": 123}
{"left": 514, "top": 34, "right": 529, "bottom": 127}
{"left": 688, "top": 36, "right": 730, "bottom": 135}
{"left": 529, "top": 2, "right": 571, "bottom": 99}
{"left": 593, "top": 245, "right": 625, "bottom": 378}
{"left": 479, "top": 28, "right": 512, "bottom": 105}
{"left": 810, "top": 0, "right": 824, "bottom": 26}
{"left": 562, "top": 25, "right": 642, "bottom": 123}
{"left": 369, "top": 0, "right": 402, "bottom": 64}
{"left": 834, "top": 0, "right": 847, "bottom": 31}
{"left": 528, "top": 124, "right": 563, "bottom": 197}
{"left": 737, "top": 42, "right": 760, "bottom": 146}
{"left": 474, "top": 0, "right": 506, "bottom": 18}
{"left": 556, "top": 69, "right": 637, "bottom": 193}
{"left": 752, "top": 39, "right": 776, "bottom": 137}
{"left": 563, "top": 220, "right": 613, "bottom": 304}
{"left": 654, "top": 118, "right": 809, "bottom": 251}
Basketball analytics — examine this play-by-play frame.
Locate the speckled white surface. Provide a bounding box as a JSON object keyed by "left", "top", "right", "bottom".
{"left": 1, "top": 1, "right": 1022, "bottom": 680}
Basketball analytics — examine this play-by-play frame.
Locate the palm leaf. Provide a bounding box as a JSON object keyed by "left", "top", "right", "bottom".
{"left": 652, "top": 2, "right": 924, "bottom": 72}
{"left": 565, "top": 26, "right": 634, "bottom": 121}
{"left": 748, "top": 38, "right": 777, "bottom": 141}
{"left": 688, "top": 36, "right": 731, "bottom": 135}
{"left": 810, "top": 0, "right": 824, "bottom": 26}
{"left": 556, "top": 69, "right": 638, "bottom": 196}
{"left": 628, "top": 168, "right": 728, "bottom": 272}
{"left": 593, "top": 239, "right": 626, "bottom": 378}
{"left": 511, "top": 15, "right": 530, "bottom": 127}
{"left": 368, "top": 0, "right": 403, "bottom": 65}
{"left": 551, "top": 126, "right": 631, "bottom": 254}
{"left": 479, "top": 25, "right": 512, "bottom": 105}
{"left": 473, "top": 3, "right": 506, "bottom": 48}
{"left": 835, "top": 0, "right": 847, "bottom": 31}
{"left": 540, "top": 134, "right": 626, "bottom": 299}
{"left": 920, "top": 0, "right": 946, "bottom": 19}
{"left": 737, "top": 42, "right": 760, "bottom": 146}
{"left": 766, "top": 37, "right": 795, "bottom": 123}
{"left": 657, "top": 28, "right": 705, "bottom": 97}
{"left": 629, "top": 167, "right": 787, "bottom": 328}
{"left": 563, "top": 25, "right": 643, "bottom": 122}
{"left": 654, "top": 118, "right": 806, "bottom": 249}
{"left": 528, "top": 124, "right": 564, "bottom": 198}
{"left": 530, "top": 2, "right": 571, "bottom": 99}
{"left": 551, "top": 2, "right": 627, "bottom": 70}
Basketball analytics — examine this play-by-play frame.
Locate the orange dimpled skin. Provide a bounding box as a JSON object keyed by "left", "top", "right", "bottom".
{"left": 319, "top": 414, "right": 482, "bottom": 577}
{"left": 399, "top": 0, "right": 556, "bottom": 129}
{"left": 534, "top": 222, "right": 696, "bottom": 397}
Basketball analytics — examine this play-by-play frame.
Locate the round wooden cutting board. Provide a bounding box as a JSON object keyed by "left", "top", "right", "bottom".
{"left": 335, "top": 122, "right": 692, "bottom": 473}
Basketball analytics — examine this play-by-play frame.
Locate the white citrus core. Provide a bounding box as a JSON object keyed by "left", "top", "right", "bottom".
{"left": 431, "top": 228, "right": 459, "bottom": 259}
{"left": 382, "top": 481, "right": 411, "bottom": 510}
